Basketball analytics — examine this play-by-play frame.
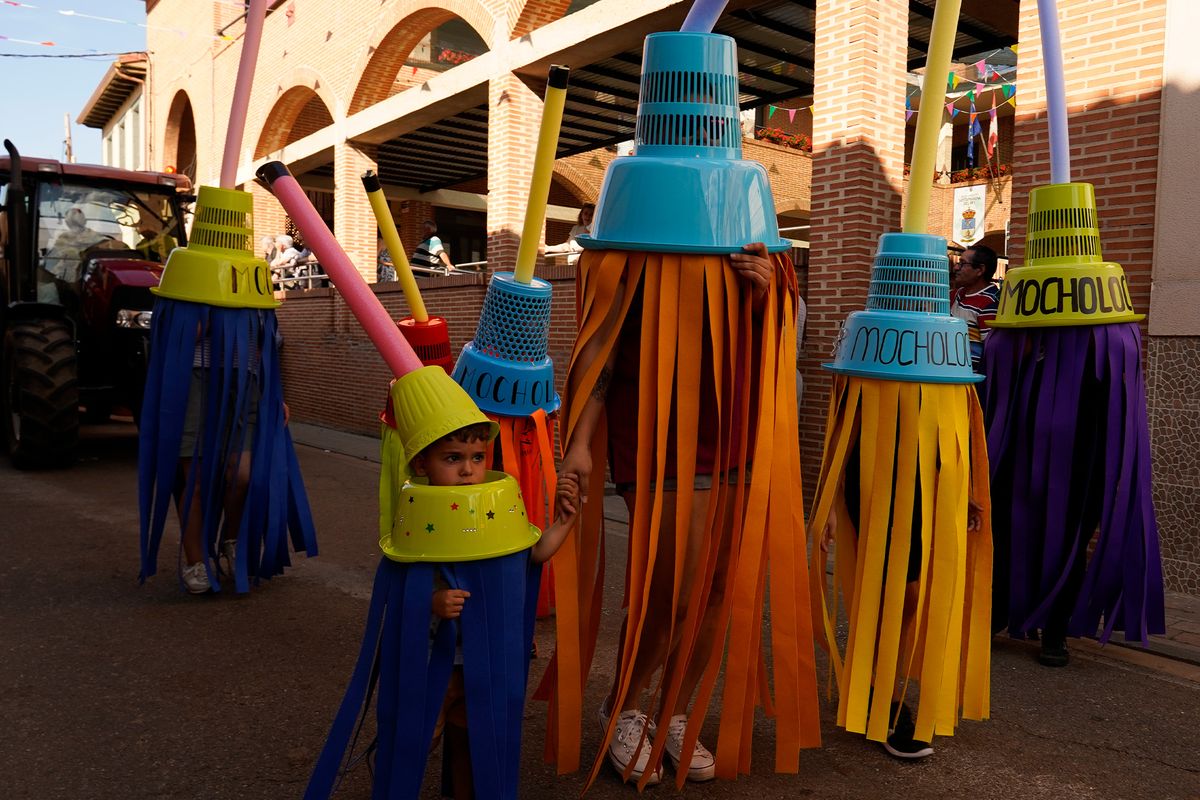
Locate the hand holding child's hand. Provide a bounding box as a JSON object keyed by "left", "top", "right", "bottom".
{"left": 558, "top": 447, "right": 592, "bottom": 501}
{"left": 556, "top": 472, "right": 581, "bottom": 523}
{"left": 967, "top": 499, "right": 983, "bottom": 533}
{"left": 432, "top": 589, "right": 470, "bottom": 619}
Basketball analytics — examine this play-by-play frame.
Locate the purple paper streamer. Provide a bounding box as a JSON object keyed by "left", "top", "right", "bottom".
{"left": 983, "top": 323, "right": 1164, "bottom": 644}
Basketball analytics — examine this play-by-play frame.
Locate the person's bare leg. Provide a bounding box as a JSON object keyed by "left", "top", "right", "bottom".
{"left": 665, "top": 487, "right": 730, "bottom": 717}
{"left": 445, "top": 724, "right": 473, "bottom": 800}
{"left": 221, "top": 452, "right": 252, "bottom": 544}
{"left": 177, "top": 458, "right": 205, "bottom": 566}
{"left": 893, "top": 581, "right": 920, "bottom": 704}
{"left": 606, "top": 489, "right": 682, "bottom": 715}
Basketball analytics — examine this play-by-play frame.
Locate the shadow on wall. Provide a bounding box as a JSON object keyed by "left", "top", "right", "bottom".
{"left": 798, "top": 137, "right": 903, "bottom": 500}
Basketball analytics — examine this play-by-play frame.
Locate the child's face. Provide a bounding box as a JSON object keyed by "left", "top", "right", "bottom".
{"left": 414, "top": 438, "right": 488, "bottom": 486}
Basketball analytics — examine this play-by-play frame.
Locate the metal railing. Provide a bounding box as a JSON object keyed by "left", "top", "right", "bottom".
{"left": 271, "top": 261, "right": 329, "bottom": 291}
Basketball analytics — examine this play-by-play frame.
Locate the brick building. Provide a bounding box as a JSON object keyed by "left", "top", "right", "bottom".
{"left": 133, "top": 0, "right": 1199, "bottom": 594}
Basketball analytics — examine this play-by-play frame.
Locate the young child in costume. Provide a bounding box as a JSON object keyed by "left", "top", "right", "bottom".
{"left": 416, "top": 420, "right": 579, "bottom": 799}
{"left": 138, "top": 187, "right": 316, "bottom": 596}
{"left": 139, "top": 0, "right": 315, "bottom": 596}
{"left": 813, "top": 408, "right": 989, "bottom": 758}
{"left": 306, "top": 366, "right": 579, "bottom": 800}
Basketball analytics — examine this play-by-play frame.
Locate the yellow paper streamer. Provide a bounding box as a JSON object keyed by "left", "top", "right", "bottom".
{"left": 808, "top": 375, "right": 991, "bottom": 743}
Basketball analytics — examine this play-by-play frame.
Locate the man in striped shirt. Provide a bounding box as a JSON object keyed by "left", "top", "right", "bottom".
{"left": 410, "top": 220, "right": 455, "bottom": 273}
{"left": 950, "top": 244, "right": 1000, "bottom": 374}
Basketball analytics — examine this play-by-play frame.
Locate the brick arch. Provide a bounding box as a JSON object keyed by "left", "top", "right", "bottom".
{"left": 163, "top": 90, "right": 198, "bottom": 182}
{"left": 510, "top": 0, "right": 572, "bottom": 38}
{"left": 350, "top": 0, "right": 498, "bottom": 115}
{"left": 254, "top": 76, "right": 337, "bottom": 159}
{"left": 552, "top": 161, "right": 599, "bottom": 204}
{"left": 775, "top": 198, "right": 810, "bottom": 215}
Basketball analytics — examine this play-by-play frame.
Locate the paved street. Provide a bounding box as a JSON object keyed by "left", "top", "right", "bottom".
{"left": 2, "top": 421, "right": 1198, "bottom": 799}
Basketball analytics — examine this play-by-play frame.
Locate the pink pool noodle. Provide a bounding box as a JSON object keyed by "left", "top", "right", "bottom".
{"left": 220, "top": 0, "right": 269, "bottom": 189}
{"left": 256, "top": 162, "right": 423, "bottom": 377}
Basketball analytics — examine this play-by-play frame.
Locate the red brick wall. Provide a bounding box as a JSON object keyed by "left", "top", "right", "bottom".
{"left": 276, "top": 269, "right": 578, "bottom": 435}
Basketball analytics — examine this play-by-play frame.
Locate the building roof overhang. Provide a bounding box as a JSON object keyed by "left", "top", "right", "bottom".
{"left": 77, "top": 53, "right": 148, "bottom": 129}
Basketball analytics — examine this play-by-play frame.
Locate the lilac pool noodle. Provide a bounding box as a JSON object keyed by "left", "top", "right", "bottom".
{"left": 680, "top": 0, "right": 729, "bottom": 32}
{"left": 220, "top": 0, "right": 269, "bottom": 189}
{"left": 1037, "top": 0, "right": 1072, "bottom": 184}
{"left": 256, "top": 162, "right": 424, "bottom": 377}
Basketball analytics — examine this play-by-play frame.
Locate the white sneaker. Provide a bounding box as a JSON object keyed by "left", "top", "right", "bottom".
{"left": 181, "top": 562, "right": 211, "bottom": 594}
{"left": 598, "top": 702, "right": 656, "bottom": 735}
{"left": 607, "top": 710, "right": 661, "bottom": 785}
{"left": 220, "top": 539, "right": 237, "bottom": 578}
{"left": 663, "top": 714, "right": 716, "bottom": 782}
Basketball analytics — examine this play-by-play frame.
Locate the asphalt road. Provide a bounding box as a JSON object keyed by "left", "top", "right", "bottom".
{"left": 2, "top": 421, "right": 1198, "bottom": 799}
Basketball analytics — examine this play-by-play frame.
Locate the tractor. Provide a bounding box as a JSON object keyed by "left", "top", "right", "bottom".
{"left": 1, "top": 140, "right": 191, "bottom": 468}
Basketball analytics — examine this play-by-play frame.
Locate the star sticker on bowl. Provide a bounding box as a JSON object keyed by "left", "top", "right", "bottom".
{"left": 426, "top": 523, "right": 435, "bottom": 533}
{"left": 486, "top": 510, "right": 495, "bottom": 520}
{"left": 450, "top": 502, "right": 459, "bottom": 511}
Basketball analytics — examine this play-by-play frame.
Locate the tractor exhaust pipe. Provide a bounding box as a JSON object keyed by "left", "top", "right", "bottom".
{"left": 3, "top": 140, "right": 31, "bottom": 303}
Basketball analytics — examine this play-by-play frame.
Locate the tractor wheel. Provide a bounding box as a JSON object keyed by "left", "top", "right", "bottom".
{"left": 2, "top": 319, "right": 80, "bottom": 469}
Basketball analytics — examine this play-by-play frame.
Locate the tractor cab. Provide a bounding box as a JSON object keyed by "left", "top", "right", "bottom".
{"left": 1, "top": 141, "right": 191, "bottom": 467}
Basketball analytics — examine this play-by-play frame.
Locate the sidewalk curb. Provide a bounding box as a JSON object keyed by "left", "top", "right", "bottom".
{"left": 290, "top": 421, "right": 381, "bottom": 463}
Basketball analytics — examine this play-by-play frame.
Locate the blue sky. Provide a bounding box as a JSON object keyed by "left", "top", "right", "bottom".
{"left": 1, "top": 1, "right": 148, "bottom": 163}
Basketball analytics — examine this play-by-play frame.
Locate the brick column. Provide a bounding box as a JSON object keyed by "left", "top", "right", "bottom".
{"left": 334, "top": 141, "right": 379, "bottom": 282}
{"left": 486, "top": 72, "right": 543, "bottom": 276}
{"left": 250, "top": 181, "right": 287, "bottom": 255}
{"left": 802, "top": 0, "right": 910, "bottom": 488}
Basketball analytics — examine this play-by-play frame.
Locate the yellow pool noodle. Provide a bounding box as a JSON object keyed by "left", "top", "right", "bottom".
{"left": 903, "top": 0, "right": 963, "bottom": 234}
{"left": 363, "top": 170, "right": 428, "bottom": 322}
{"left": 513, "top": 65, "right": 570, "bottom": 285}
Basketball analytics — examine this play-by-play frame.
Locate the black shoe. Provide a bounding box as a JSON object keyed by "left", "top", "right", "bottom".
{"left": 1038, "top": 634, "right": 1070, "bottom": 667}
{"left": 882, "top": 702, "right": 934, "bottom": 760}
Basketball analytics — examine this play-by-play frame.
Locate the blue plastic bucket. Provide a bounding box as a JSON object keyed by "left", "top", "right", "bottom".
{"left": 826, "top": 233, "right": 982, "bottom": 384}
{"left": 578, "top": 31, "right": 790, "bottom": 254}
{"left": 452, "top": 272, "right": 561, "bottom": 416}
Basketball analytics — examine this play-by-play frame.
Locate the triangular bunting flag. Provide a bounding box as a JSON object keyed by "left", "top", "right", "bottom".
{"left": 768, "top": 105, "right": 777, "bottom": 118}
{"left": 946, "top": 101, "right": 956, "bottom": 116}
{"left": 967, "top": 90, "right": 975, "bottom": 103}
{"left": 906, "top": 109, "right": 915, "bottom": 121}
{"left": 975, "top": 59, "right": 987, "bottom": 78}
{"left": 788, "top": 108, "right": 797, "bottom": 123}
{"left": 1002, "top": 84, "right": 1014, "bottom": 99}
